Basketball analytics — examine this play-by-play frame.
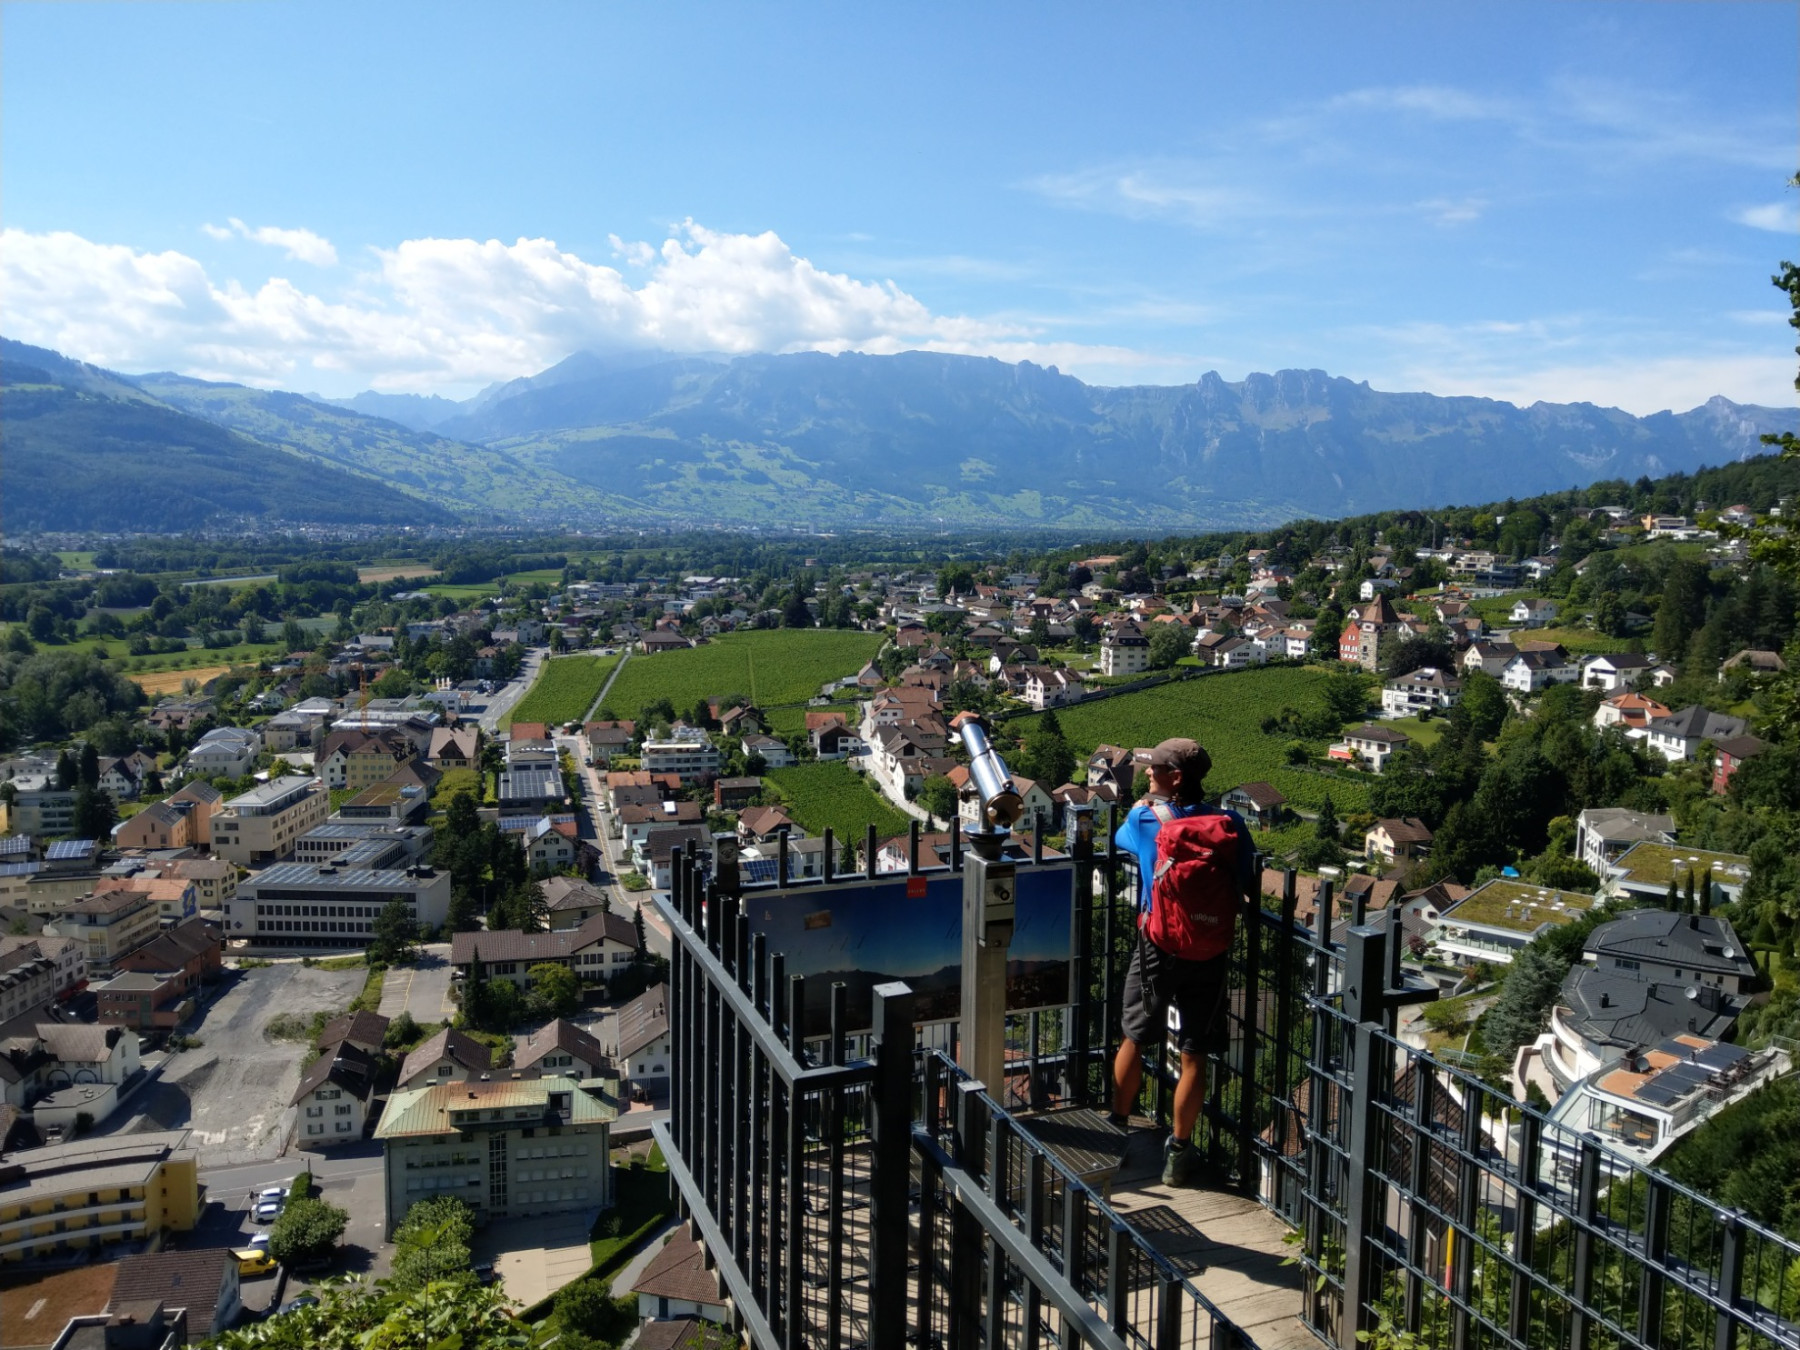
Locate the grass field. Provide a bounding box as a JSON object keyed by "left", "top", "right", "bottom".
{"left": 425, "top": 566, "right": 565, "bottom": 599}
{"left": 508, "top": 654, "right": 620, "bottom": 727}
{"left": 601, "top": 630, "right": 883, "bottom": 718}
{"left": 357, "top": 563, "right": 439, "bottom": 584}
{"left": 1519, "top": 624, "right": 1630, "bottom": 655}
{"left": 1013, "top": 665, "right": 1372, "bottom": 812}
{"left": 766, "top": 761, "right": 914, "bottom": 843}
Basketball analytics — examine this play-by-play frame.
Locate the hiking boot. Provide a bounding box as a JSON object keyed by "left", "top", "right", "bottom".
{"left": 1162, "top": 1137, "right": 1198, "bottom": 1187}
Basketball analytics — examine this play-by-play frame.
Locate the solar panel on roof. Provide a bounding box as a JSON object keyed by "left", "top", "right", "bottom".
{"left": 0, "top": 862, "right": 40, "bottom": 877}
{"left": 46, "top": 840, "right": 95, "bottom": 859}
{"left": 1634, "top": 1078, "right": 1687, "bottom": 1108}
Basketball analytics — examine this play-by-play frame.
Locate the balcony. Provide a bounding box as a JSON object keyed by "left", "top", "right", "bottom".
{"left": 657, "top": 822, "right": 1800, "bottom": 1350}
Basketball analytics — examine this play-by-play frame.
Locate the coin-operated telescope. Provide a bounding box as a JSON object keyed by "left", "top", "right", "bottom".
{"left": 949, "top": 714, "right": 1019, "bottom": 1087}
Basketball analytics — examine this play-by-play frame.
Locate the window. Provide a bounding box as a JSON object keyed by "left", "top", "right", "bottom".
{"left": 335, "top": 1104, "right": 352, "bottom": 1115}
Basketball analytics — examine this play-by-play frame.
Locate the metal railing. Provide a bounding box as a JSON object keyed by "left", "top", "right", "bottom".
{"left": 657, "top": 806, "right": 1800, "bottom": 1350}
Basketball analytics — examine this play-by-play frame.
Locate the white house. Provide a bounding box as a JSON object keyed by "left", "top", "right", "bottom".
{"left": 1332, "top": 723, "right": 1412, "bottom": 774}
{"left": 1022, "top": 667, "right": 1085, "bottom": 710}
{"left": 1100, "top": 626, "right": 1150, "bottom": 676}
{"left": 184, "top": 726, "right": 261, "bottom": 779}
{"left": 1380, "top": 667, "right": 1462, "bottom": 716}
{"left": 1643, "top": 706, "right": 1750, "bottom": 762}
{"left": 609, "top": 982, "right": 671, "bottom": 1092}
{"left": 1580, "top": 653, "right": 1658, "bottom": 692}
{"left": 1501, "top": 651, "right": 1578, "bottom": 694}
{"left": 1509, "top": 598, "right": 1559, "bottom": 628}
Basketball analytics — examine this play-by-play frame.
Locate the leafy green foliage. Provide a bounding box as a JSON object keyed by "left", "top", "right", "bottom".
{"left": 1663, "top": 1078, "right": 1800, "bottom": 1236}
{"left": 204, "top": 1274, "right": 547, "bottom": 1349}
{"left": 527, "top": 962, "right": 580, "bottom": 1018}
{"left": 267, "top": 1195, "right": 348, "bottom": 1266}
{"left": 368, "top": 898, "right": 420, "bottom": 966}
{"left": 388, "top": 1196, "right": 476, "bottom": 1293}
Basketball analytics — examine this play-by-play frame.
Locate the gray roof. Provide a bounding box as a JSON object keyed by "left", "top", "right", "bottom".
{"left": 1557, "top": 965, "right": 1738, "bottom": 1054}
{"left": 242, "top": 862, "right": 439, "bottom": 892}
{"left": 1584, "top": 910, "right": 1755, "bottom": 980}
{"left": 1578, "top": 808, "right": 1676, "bottom": 844}
{"left": 1647, "top": 705, "right": 1750, "bottom": 742}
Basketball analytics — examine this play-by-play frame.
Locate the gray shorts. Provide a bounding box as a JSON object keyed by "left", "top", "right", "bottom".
{"left": 1121, "top": 934, "right": 1230, "bottom": 1057}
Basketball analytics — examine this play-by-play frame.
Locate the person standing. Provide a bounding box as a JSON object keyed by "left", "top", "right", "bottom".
{"left": 1109, "top": 737, "right": 1255, "bottom": 1185}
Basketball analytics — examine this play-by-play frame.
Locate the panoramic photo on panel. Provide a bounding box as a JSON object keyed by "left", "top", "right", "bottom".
{"left": 1, "top": 4, "right": 1798, "bottom": 1349}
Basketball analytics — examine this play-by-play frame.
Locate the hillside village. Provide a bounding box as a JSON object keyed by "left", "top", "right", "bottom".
{"left": 0, "top": 452, "right": 1795, "bottom": 1342}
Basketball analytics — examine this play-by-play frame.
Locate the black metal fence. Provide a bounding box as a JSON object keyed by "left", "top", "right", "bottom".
{"left": 657, "top": 808, "right": 1800, "bottom": 1350}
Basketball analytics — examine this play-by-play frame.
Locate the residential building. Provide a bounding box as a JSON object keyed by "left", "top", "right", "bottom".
{"left": 633, "top": 1237, "right": 731, "bottom": 1324}
{"left": 426, "top": 727, "right": 479, "bottom": 771}
{"left": 108, "top": 1246, "right": 244, "bottom": 1338}
{"left": 639, "top": 739, "right": 722, "bottom": 784}
{"left": 1220, "top": 782, "right": 1286, "bottom": 830}
{"left": 540, "top": 876, "right": 613, "bottom": 931}
{"left": 182, "top": 727, "right": 260, "bottom": 780}
{"left": 1720, "top": 649, "right": 1787, "bottom": 679}
{"left": 1380, "top": 667, "right": 1462, "bottom": 716}
{"left": 1546, "top": 1033, "right": 1788, "bottom": 1166}
{"left": 497, "top": 766, "right": 564, "bottom": 816}
{"left": 291, "top": 1039, "right": 379, "bottom": 1147}
{"left": 1529, "top": 965, "right": 1742, "bottom": 1097}
{"left": 1604, "top": 842, "right": 1752, "bottom": 909}
{"left": 0, "top": 1130, "right": 198, "bottom": 1264}
{"left": 1583, "top": 909, "right": 1756, "bottom": 993}
{"left": 1460, "top": 641, "right": 1519, "bottom": 678}
{"left": 1364, "top": 818, "right": 1433, "bottom": 864}
{"left": 1573, "top": 808, "right": 1675, "bottom": 878}
{"left": 227, "top": 862, "right": 451, "bottom": 949}
{"left": 43, "top": 890, "right": 161, "bottom": 976}
{"left": 1344, "top": 596, "right": 1404, "bottom": 672}
{"left": 0, "top": 934, "right": 85, "bottom": 1003}
{"left": 1509, "top": 598, "right": 1559, "bottom": 628}
{"left": 514, "top": 1019, "right": 613, "bottom": 1083}
{"left": 1712, "top": 735, "right": 1766, "bottom": 795}
{"left": 1592, "top": 692, "right": 1670, "bottom": 732}
{"left": 1580, "top": 653, "right": 1658, "bottom": 692}
{"left": 740, "top": 734, "right": 793, "bottom": 769}
{"left": 712, "top": 777, "right": 762, "bottom": 811}
{"left": 375, "top": 1077, "right": 616, "bottom": 1236}
{"left": 317, "top": 729, "right": 415, "bottom": 791}
{"left": 607, "top": 983, "right": 671, "bottom": 1093}
{"left": 1501, "top": 650, "right": 1578, "bottom": 694}
{"left": 294, "top": 822, "right": 433, "bottom": 867}
{"left": 0, "top": 950, "right": 57, "bottom": 1025}
{"left": 5, "top": 787, "right": 77, "bottom": 838}
{"left": 1643, "top": 706, "right": 1750, "bottom": 763}
{"left": 395, "top": 1026, "right": 493, "bottom": 1093}
{"left": 1099, "top": 626, "right": 1149, "bottom": 677}
{"left": 1331, "top": 724, "right": 1411, "bottom": 774}
{"left": 1431, "top": 879, "right": 1596, "bottom": 966}
{"left": 620, "top": 801, "right": 706, "bottom": 852}
{"left": 210, "top": 777, "right": 329, "bottom": 867}
{"left": 449, "top": 912, "right": 639, "bottom": 990}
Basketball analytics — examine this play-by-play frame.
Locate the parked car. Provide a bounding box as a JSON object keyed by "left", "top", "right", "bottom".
{"left": 254, "top": 1199, "right": 284, "bottom": 1223}
{"left": 472, "top": 1261, "right": 499, "bottom": 1286}
{"left": 247, "top": 1232, "right": 270, "bottom": 1249}
{"left": 257, "top": 1186, "right": 289, "bottom": 1202}
{"left": 234, "top": 1249, "right": 278, "bottom": 1278}
{"left": 275, "top": 1294, "right": 319, "bottom": 1317}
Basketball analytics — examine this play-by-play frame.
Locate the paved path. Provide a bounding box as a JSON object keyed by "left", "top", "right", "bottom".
{"left": 583, "top": 649, "right": 632, "bottom": 722}
{"left": 378, "top": 944, "right": 456, "bottom": 1024}
{"left": 478, "top": 646, "right": 547, "bottom": 733}
{"left": 610, "top": 1220, "right": 678, "bottom": 1296}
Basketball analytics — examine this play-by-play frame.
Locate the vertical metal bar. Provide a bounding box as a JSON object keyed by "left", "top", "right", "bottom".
{"left": 1071, "top": 815, "right": 1093, "bottom": 1105}
{"left": 1384, "top": 905, "right": 1406, "bottom": 1035}
{"left": 1508, "top": 1110, "right": 1542, "bottom": 1344}
{"left": 1105, "top": 1222, "right": 1130, "bottom": 1335}
{"left": 1061, "top": 1178, "right": 1087, "bottom": 1349}
{"left": 909, "top": 818, "right": 922, "bottom": 874}
{"left": 789, "top": 974, "right": 807, "bottom": 1059}
{"left": 952, "top": 818, "right": 964, "bottom": 872}
{"left": 1269, "top": 869, "right": 1299, "bottom": 1217}
{"left": 985, "top": 1117, "right": 1010, "bottom": 1350}
{"left": 734, "top": 916, "right": 754, "bottom": 1274}
{"left": 950, "top": 1082, "right": 988, "bottom": 1350}
{"left": 778, "top": 830, "right": 790, "bottom": 889}
{"left": 1028, "top": 1011, "right": 1043, "bottom": 1110}
{"left": 823, "top": 827, "right": 836, "bottom": 884}
{"left": 784, "top": 1079, "right": 806, "bottom": 1350}
{"left": 1236, "top": 850, "right": 1264, "bottom": 1185}
{"left": 1569, "top": 1139, "right": 1602, "bottom": 1350}
{"left": 1637, "top": 1175, "right": 1670, "bottom": 1349}
{"left": 1449, "top": 1085, "right": 1483, "bottom": 1350}
{"left": 866, "top": 823, "right": 878, "bottom": 880}
{"left": 916, "top": 1148, "right": 941, "bottom": 1350}
{"left": 1032, "top": 811, "right": 1044, "bottom": 865}
{"left": 826, "top": 985, "right": 848, "bottom": 1350}
{"left": 1338, "top": 971, "right": 1388, "bottom": 1347}
{"left": 1023, "top": 1149, "right": 1046, "bottom": 1350}
{"left": 1715, "top": 1215, "right": 1745, "bottom": 1350}
{"left": 869, "top": 983, "right": 914, "bottom": 1350}
{"left": 1405, "top": 1059, "right": 1434, "bottom": 1334}
{"left": 1155, "top": 1268, "right": 1183, "bottom": 1350}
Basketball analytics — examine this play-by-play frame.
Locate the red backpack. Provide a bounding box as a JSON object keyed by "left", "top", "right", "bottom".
{"left": 1141, "top": 804, "right": 1241, "bottom": 961}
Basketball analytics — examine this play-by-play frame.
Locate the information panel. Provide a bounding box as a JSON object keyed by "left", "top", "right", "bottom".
{"left": 741, "top": 862, "right": 1075, "bottom": 1037}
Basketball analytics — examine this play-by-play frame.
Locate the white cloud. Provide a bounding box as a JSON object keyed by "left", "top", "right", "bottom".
{"left": 1733, "top": 202, "right": 1800, "bottom": 233}
{"left": 199, "top": 217, "right": 339, "bottom": 266}
{"left": 0, "top": 221, "right": 1144, "bottom": 392}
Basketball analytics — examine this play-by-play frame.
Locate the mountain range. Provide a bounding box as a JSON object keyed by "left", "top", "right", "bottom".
{"left": 4, "top": 336, "right": 1795, "bottom": 534}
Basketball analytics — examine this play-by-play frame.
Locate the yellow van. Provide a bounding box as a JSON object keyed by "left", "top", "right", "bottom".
{"left": 233, "top": 1249, "right": 278, "bottom": 1277}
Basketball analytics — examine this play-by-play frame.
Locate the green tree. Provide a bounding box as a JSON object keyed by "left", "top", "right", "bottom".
{"left": 1459, "top": 669, "right": 1508, "bottom": 742}
{"left": 369, "top": 897, "right": 420, "bottom": 965}
{"left": 1146, "top": 622, "right": 1190, "bottom": 669}
{"left": 917, "top": 774, "right": 958, "bottom": 821}
{"left": 71, "top": 784, "right": 116, "bottom": 840}
{"left": 54, "top": 749, "right": 77, "bottom": 790}
{"left": 267, "top": 1195, "right": 349, "bottom": 1266}
{"left": 206, "top": 1274, "right": 545, "bottom": 1350}
{"left": 1320, "top": 669, "right": 1368, "bottom": 724}
{"left": 527, "top": 961, "right": 580, "bottom": 1019}
{"left": 1314, "top": 794, "right": 1339, "bottom": 841}
{"left": 388, "top": 1196, "right": 475, "bottom": 1293}
{"left": 78, "top": 741, "right": 100, "bottom": 788}
{"left": 383, "top": 1010, "right": 420, "bottom": 1050}
{"left": 555, "top": 1281, "right": 638, "bottom": 1343}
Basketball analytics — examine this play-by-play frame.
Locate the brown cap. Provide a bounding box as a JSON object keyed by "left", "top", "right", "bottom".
{"left": 1146, "top": 737, "right": 1210, "bottom": 783}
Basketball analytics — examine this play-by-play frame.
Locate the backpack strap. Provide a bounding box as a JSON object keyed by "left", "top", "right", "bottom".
{"left": 1149, "top": 802, "right": 1177, "bottom": 825}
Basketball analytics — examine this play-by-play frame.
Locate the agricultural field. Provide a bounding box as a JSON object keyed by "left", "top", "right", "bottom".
{"left": 425, "top": 566, "right": 565, "bottom": 599}
{"left": 133, "top": 665, "right": 234, "bottom": 696}
{"left": 766, "top": 761, "right": 913, "bottom": 844}
{"left": 357, "top": 562, "right": 439, "bottom": 584}
{"left": 1513, "top": 625, "right": 1629, "bottom": 655}
{"left": 507, "top": 654, "right": 620, "bottom": 727}
{"left": 602, "top": 630, "right": 883, "bottom": 718}
{"left": 1012, "top": 665, "right": 1372, "bottom": 812}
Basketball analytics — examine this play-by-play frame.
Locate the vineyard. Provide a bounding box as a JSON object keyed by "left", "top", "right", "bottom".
{"left": 601, "top": 630, "right": 883, "bottom": 718}
{"left": 508, "top": 654, "right": 619, "bottom": 727}
{"left": 1013, "top": 665, "right": 1373, "bottom": 813}
{"left": 766, "top": 761, "right": 914, "bottom": 844}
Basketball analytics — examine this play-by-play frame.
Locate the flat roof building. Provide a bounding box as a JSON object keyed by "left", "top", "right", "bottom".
{"left": 227, "top": 862, "right": 450, "bottom": 949}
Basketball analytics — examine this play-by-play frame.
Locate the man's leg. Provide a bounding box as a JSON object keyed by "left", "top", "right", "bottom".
{"left": 1112, "top": 1036, "right": 1144, "bottom": 1120}
{"left": 1171, "top": 1050, "right": 1206, "bottom": 1143}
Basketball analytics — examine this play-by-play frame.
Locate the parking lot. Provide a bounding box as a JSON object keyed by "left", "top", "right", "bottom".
{"left": 108, "top": 961, "right": 367, "bottom": 1166}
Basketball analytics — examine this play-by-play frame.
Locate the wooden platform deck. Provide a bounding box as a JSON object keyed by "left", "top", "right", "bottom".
{"left": 1107, "top": 1132, "right": 1314, "bottom": 1350}
{"left": 1016, "top": 1110, "right": 1315, "bottom": 1350}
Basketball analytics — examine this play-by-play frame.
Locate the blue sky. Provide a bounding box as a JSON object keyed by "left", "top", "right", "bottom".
{"left": 3, "top": 1, "right": 1795, "bottom": 412}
